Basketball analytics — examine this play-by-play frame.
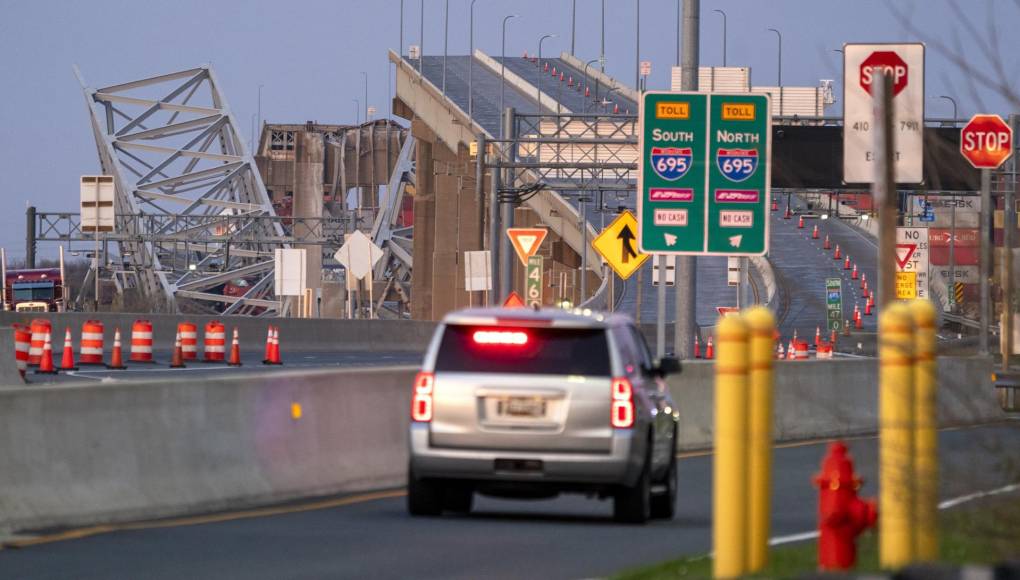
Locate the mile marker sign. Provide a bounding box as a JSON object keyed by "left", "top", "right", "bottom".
{"left": 960, "top": 114, "right": 1014, "bottom": 169}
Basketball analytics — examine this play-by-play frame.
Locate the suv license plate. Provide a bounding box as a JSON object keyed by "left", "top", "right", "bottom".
{"left": 499, "top": 397, "right": 546, "bottom": 418}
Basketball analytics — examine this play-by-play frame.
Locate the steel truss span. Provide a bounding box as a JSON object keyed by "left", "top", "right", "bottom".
{"left": 75, "top": 65, "right": 283, "bottom": 315}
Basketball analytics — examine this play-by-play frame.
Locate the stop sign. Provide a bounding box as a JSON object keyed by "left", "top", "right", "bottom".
{"left": 859, "top": 51, "right": 909, "bottom": 97}
{"left": 960, "top": 114, "right": 1014, "bottom": 169}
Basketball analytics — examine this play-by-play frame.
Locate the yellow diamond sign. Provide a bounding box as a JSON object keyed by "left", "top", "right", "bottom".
{"left": 592, "top": 210, "right": 650, "bottom": 280}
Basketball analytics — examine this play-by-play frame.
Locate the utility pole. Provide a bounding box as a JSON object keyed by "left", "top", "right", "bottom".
{"left": 874, "top": 73, "right": 896, "bottom": 308}
{"left": 674, "top": 0, "right": 699, "bottom": 359}
{"left": 499, "top": 108, "right": 516, "bottom": 302}
{"left": 1002, "top": 113, "right": 1018, "bottom": 369}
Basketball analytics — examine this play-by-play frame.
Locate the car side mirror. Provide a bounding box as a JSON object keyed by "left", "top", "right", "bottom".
{"left": 655, "top": 356, "right": 682, "bottom": 377}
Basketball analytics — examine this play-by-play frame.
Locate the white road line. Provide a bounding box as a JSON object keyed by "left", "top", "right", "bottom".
{"left": 63, "top": 371, "right": 106, "bottom": 381}
{"left": 768, "top": 481, "right": 1020, "bottom": 547}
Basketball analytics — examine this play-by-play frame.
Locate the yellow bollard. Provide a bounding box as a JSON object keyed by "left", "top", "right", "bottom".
{"left": 745, "top": 306, "right": 775, "bottom": 572}
{"left": 879, "top": 302, "right": 916, "bottom": 569}
{"left": 910, "top": 299, "right": 938, "bottom": 560}
{"left": 713, "top": 315, "right": 750, "bottom": 579}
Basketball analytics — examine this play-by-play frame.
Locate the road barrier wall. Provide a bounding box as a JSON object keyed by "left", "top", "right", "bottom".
{"left": 670, "top": 356, "right": 1004, "bottom": 450}
{"left": 0, "top": 327, "right": 23, "bottom": 385}
{"left": 0, "top": 356, "right": 1003, "bottom": 533}
{"left": 0, "top": 312, "right": 436, "bottom": 357}
{"left": 0, "top": 366, "right": 416, "bottom": 534}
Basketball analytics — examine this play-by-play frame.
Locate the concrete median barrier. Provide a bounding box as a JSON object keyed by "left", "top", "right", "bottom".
{"left": 0, "top": 366, "right": 416, "bottom": 534}
{"left": 0, "top": 326, "right": 25, "bottom": 386}
{"left": 669, "top": 355, "right": 1005, "bottom": 450}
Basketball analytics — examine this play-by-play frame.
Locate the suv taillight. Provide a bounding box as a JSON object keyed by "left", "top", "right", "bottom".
{"left": 411, "top": 372, "right": 435, "bottom": 422}
{"left": 611, "top": 377, "right": 634, "bottom": 429}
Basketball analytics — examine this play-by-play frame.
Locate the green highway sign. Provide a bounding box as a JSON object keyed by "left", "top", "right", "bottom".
{"left": 637, "top": 92, "right": 771, "bottom": 256}
{"left": 526, "top": 255, "right": 543, "bottom": 308}
{"left": 826, "top": 277, "right": 843, "bottom": 332}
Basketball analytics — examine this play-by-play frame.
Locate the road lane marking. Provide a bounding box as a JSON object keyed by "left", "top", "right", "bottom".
{"left": 1, "top": 489, "right": 406, "bottom": 550}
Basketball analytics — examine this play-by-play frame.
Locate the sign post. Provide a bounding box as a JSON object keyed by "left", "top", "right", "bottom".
{"left": 80, "top": 175, "right": 115, "bottom": 311}
{"left": 637, "top": 92, "right": 770, "bottom": 256}
{"left": 842, "top": 44, "right": 925, "bottom": 184}
{"left": 826, "top": 278, "right": 843, "bottom": 332}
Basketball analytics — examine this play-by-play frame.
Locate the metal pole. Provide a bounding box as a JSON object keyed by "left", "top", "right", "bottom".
{"left": 635, "top": 0, "right": 640, "bottom": 92}
{"left": 875, "top": 73, "right": 897, "bottom": 309}
{"left": 476, "top": 133, "right": 487, "bottom": 253}
{"left": 657, "top": 255, "right": 666, "bottom": 358}
{"left": 442, "top": 0, "right": 448, "bottom": 94}
{"left": 675, "top": 0, "right": 680, "bottom": 67}
{"left": 940, "top": 95, "right": 957, "bottom": 125}
{"left": 949, "top": 196, "right": 956, "bottom": 313}
{"left": 979, "top": 168, "right": 991, "bottom": 355}
{"left": 352, "top": 99, "right": 360, "bottom": 124}
{"left": 257, "top": 84, "right": 263, "bottom": 142}
{"left": 469, "top": 0, "right": 477, "bottom": 118}
{"left": 674, "top": 0, "right": 699, "bottom": 360}
{"left": 400, "top": 0, "right": 404, "bottom": 56}
{"left": 499, "top": 108, "right": 516, "bottom": 301}
{"left": 499, "top": 15, "right": 518, "bottom": 139}
{"left": 94, "top": 181, "right": 100, "bottom": 312}
{"left": 489, "top": 137, "right": 502, "bottom": 301}
{"left": 600, "top": 0, "right": 606, "bottom": 72}
{"left": 25, "top": 205, "right": 36, "bottom": 269}
{"left": 1002, "top": 113, "right": 1018, "bottom": 368}
{"left": 768, "top": 28, "right": 782, "bottom": 115}
{"left": 582, "top": 59, "right": 598, "bottom": 112}
{"left": 538, "top": 34, "right": 556, "bottom": 114}
{"left": 571, "top": 0, "right": 577, "bottom": 56}
{"left": 361, "top": 72, "right": 368, "bottom": 122}
{"left": 580, "top": 198, "right": 588, "bottom": 301}
{"left": 419, "top": 0, "right": 424, "bottom": 73}
{"left": 713, "top": 9, "right": 727, "bottom": 66}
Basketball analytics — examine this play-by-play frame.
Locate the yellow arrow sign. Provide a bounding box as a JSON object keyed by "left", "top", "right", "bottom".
{"left": 592, "top": 210, "right": 650, "bottom": 280}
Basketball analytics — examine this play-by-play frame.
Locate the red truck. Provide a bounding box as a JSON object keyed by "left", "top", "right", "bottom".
{"left": 3, "top": 268, "right": 65, "bottom": 312}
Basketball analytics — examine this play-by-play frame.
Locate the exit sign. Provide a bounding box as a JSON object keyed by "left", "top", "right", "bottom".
{"left": 637, "top": 91, "right": 771, "bottom": 256}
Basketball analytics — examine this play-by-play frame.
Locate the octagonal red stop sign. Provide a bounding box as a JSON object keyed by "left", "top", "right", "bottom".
{"left": 960, "top": 114, "right": 1014, "bottom": 169}
{"left": 860, "top": 51, "right": 909, "bottom": 96}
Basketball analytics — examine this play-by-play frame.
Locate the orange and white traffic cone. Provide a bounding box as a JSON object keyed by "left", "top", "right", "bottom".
{"left": 704, "top": 336, "right": 714, "bottom": 360}
{"left": 262, "top": 325, "right": 273, "bottom": 364}
{"left": 59, "top": 327, "right": 78, "bottom": 371}
{"left": 228, "top": 327, "right": 242, "bottom": 367}
{"left": 693, "top": 335, "right": 701, "bottom": 359}
{"left": 823, "top": 235, "right": 831, "bottom": 250}
{"left": 777, "top": 341, "right": 785, "bottom": 359}
{"left": 862, "top": 281, "right": 869, "bottom": 298}
{"left": 170, "top": 331, "right": 186, "bottom": 368}
{"left": 771, "top": 199, "right": 778, "bottom": 211}
{"left": 264, "top": 326, "right": 282, "bottom": 365}
{"left": 860, "top": 272, "right": 867, "bottom": 289}
{"left": 35, "top": 332, "right": 57, "bottom": 375}
{"left": 830, "top": 329, "right": 838, "bottom": 348}
{"left": 851, "top": 264, "right": 858, "bottom": 280}
{"left": 107, "top": 328, "right": 127, "bottom": 369}
{"left": 815, "top": 326, "right": 821, "bottom": 346}
{"left": 787, "top": 340, "right": 796, "bottom": 360}
{"left": 784, "top": 206, "right": 792, "bottom": 219}
{"left": 855, "top": 313, "right": 863, "bottom": 330}
{"left": 853, "top": 304, "right": 860, "bottom": 322}
{"left": 864, "top": 300, "right": 873, "bottom": 316}
{"left": 793, "top": 328, "right": 799, "bottom": 342}
{"left": 833, "top": 244, "right": 841, "bottom": 260}
{"left": 868, "top": 292, "right": 875, "bottom": 308}
{"left": 844, "top": 255, "right": 852, "bottom": 270}
{"left": 843, "top": 320, "right": 852, "bottom": 337}
{"left": 798, "top": 215, "right": 805, "bottom": 229}
{"left": 812, "top": 225, "right": 819, "bottom": 239}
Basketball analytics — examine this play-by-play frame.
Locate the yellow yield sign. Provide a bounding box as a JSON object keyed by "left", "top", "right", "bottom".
{"left": 592, "top": 210, "right": 650, "bottom": 279}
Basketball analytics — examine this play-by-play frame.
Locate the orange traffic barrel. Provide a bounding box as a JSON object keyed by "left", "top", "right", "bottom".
{"left": 79, "top": 320, "right": 105, "bottom": 365}
{"left": 816, "top": 341, "right": 833, "bottom": 359}
{"left": 28, "top": 319, "right": 51, "bottom": 366}
{"left": 129, "top": 319, "right": 155, "bottom": 363}
{"left": 178, "top": 322, "right": 198, "bottom": 360}
{"left": 14, "top": 324, "right": 31, "bottom": 377}
{"left": 203, "top": 320, "right": 226, "bottom": 362}
{"left": 794, "top": 339, "right": 810, "bottom": 360}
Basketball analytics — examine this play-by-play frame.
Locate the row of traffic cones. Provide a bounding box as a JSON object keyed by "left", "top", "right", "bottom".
{"left": 38, "top": 325, "right": 283, "bottom": 374}
{"left": 693, "top": 335, "right": 715, "bottom": 360}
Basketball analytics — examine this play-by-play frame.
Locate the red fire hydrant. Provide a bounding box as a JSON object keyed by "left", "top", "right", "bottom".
{"left": 814, "top": 442, "right": 878, "bottom": 570}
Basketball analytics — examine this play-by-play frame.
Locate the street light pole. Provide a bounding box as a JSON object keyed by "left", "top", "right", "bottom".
{"left": 361, "top": 72, "right": 368, "bottom": 123}
{"left": 571, "top": 0, "right": 577, "bottom": 56}
{"left": 399, "top": 0, "right": 404, "bottom": 57}
{"left": 499, "top": 14, "right": 519, "bottom": 138}
{"left": 352, "top": 99, "right": 360, "bottom": 124}
{"left": 713, "top": 9, "right": 727, "bottom": 67}
{"left": 582, "top": 58, "right": 599, "bottom": 113}
{"left": 768, "top": 28, "right": 782, "bottom": 115}
{"left": 419, "top": 0, "right": 424, "bottom": 73}
{"left": 940, "top": 95, "right": 958, "bottom": 125}
{"left": 538, "top": 34, "right": 557, "bottom": 114}
{"left": 469, "top": 0, "right": 478, "bottom": 118}
{"left": 442, "top": 0, "right": 449, "bottom": 94}
{"left": 600, "top": 0, "right": 606, "bottom": 72}
{"left": 635, "top": 0, "right": 641, "bottom": 91}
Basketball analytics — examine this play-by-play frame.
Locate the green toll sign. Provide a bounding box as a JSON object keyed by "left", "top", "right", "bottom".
{"left": 637, "top": 92, "right": 771, "bottom": 256}
{"left": 826, "top": 277, "right": 843, "bottom": 332}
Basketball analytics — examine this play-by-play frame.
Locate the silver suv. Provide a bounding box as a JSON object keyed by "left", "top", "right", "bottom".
{"left": 407, "top": 307, "right": 681, "bottom": 523}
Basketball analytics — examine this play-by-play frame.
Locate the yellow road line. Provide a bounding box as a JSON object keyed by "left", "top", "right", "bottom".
{"left": 2, "top": 489, "right": 406, "bottom": 550}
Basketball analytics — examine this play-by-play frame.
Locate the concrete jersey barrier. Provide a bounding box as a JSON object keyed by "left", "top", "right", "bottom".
{"left": 0, "top": 326, "right": 25, "bottom": 386}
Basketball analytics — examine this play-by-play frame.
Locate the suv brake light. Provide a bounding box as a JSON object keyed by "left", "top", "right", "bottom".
{"left": 472, "top": 329, "right": 529, "bottom": 346}
{"left": 411, "top": 372, "right": 434, "bottom": 422}
{"left": 611, "top": 377, "right": 634, "bottom": 429}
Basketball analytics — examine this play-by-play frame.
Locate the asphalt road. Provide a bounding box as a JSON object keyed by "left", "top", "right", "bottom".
{"left": 2, "top": 423, "right": 1016, "bottom": 580}
{"left": 24, "top": 349, "right": 424, "bottom": 384}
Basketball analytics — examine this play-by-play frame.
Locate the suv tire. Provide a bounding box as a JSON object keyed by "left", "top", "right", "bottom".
{"left": 444, "top": 485, "right": 474, "bottom": 514}
{"left": 650, "top": 446, "right": 677, "bottom": 519}
{"left": 613, "top": 454, "right": 651, "bottom": 524}
{"left": 407, "top": 466, "right": 444, "bottom": 516}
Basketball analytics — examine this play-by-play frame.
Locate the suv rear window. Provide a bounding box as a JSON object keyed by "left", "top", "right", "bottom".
{"left": 434, "top": 325, "right": 611, "bottom": 376}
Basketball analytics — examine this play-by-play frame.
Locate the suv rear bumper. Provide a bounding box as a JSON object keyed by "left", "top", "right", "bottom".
{"left": 409, "top": 424, "right": 645, "bottom": 486}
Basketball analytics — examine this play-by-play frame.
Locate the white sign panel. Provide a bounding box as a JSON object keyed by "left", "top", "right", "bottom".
{"left": 274, "top": 248, "right": 307, "bottom": 296}
{"left": 652, "top": 255, "right": 676, "bottom": 286}
{"left": 334, "top": 230, "right": 384, "bottom": 280}
{"left": 843, "top": 43, "right": 925, "bottom": 184}
{"left": 905, "top": 195, "right": 980, "bottom": 228}
{"left": 464, "top": 250, "right": 492, "bottom": 292}
{"left": 895, "top": 227, "right": 929, "bottom": 299}
{"left": 80, "top": 175, "right": 116, "bottom": 233}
